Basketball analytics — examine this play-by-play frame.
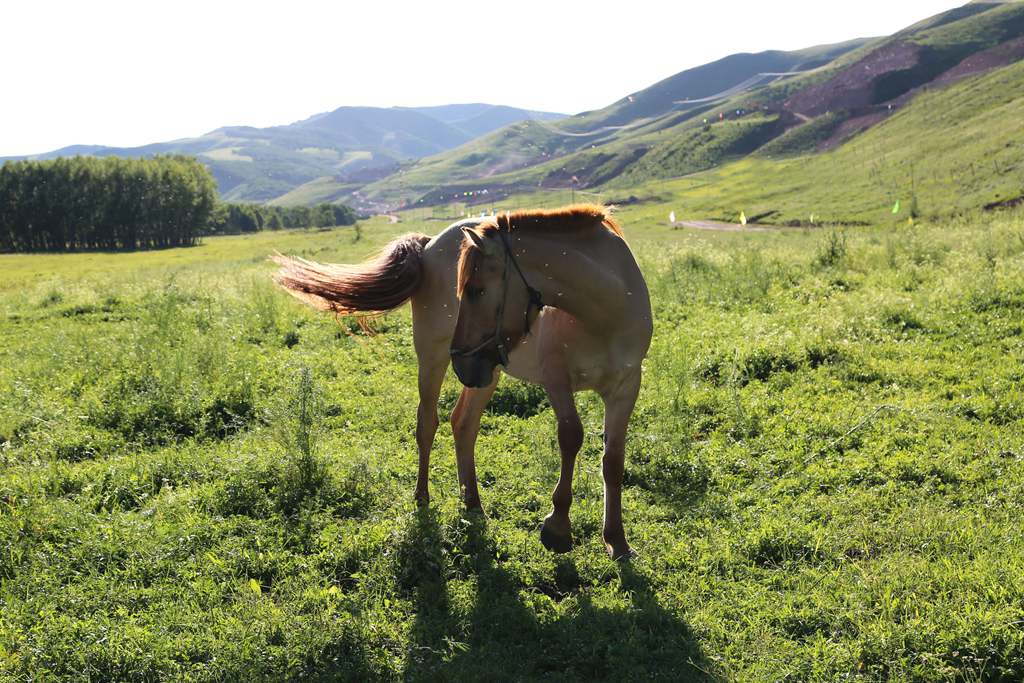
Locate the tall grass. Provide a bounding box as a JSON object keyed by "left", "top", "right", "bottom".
{"left": 273, "top": 366, "right": 329, "bottom": 514}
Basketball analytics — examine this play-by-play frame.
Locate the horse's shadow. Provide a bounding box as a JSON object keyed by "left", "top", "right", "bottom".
{"left": 399, "top": 509, "right": 716, "bottom": 682}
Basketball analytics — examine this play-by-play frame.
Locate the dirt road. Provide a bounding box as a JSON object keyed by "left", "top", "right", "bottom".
{"left": 671, "top": 220, "right": 772, "bottom": 232}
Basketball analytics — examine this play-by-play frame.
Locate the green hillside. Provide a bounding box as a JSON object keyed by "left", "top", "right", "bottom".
{"left": 564, "top": 39, "right": 871, "bottom": 132}
{"left": 266, "top": 176, "right": 364, "bottom": 207}
{"left": 362, "top": 1, "right": 1024, "bottom": 221}
{"left": 475, "top": 52, "right": 1023, "bottom": 225}
{"left": 345, "top": 39, "right": 873, "bottom": 206}
{"left": 628, "top": 57, "right": 1024, "bottom": 226}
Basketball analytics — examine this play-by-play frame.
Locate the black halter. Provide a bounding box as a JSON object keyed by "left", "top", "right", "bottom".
{"left": 450, "top": 228, "right": 544, "bottom": 367}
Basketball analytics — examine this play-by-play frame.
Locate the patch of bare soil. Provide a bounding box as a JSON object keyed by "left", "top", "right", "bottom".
{"left": 932, "top": 36, "right": 1024, "bottom": 86}
{"left": 818, "top": 110, "right": 890, "bottom": 152}
{"left": 784, "top": 42, "right": 922, "bottom": 117}
{"left": 809, "top": 36, "right": 1024, "bottom": 151}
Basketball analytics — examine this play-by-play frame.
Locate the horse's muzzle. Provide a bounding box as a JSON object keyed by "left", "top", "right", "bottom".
{"left": 451, "top": 353, "right": 496, "bottom": 388}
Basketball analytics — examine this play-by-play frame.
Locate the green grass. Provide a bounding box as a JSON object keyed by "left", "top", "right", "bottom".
{"left": 908, "top": 2, "right": 1024, "bottom": 48}
{"left": 757, "top": 112, "right": 850, "bottom": 158}
{"left": 612, "top": 115, "right": 783, "bottom": 187}
{"left": 267, "top": 176, "right": 363, "bottom": 207}
{"left": 1, "top": 207, "right": 1023, "bottom": 680}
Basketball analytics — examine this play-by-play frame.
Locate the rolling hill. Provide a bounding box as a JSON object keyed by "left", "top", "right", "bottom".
{"left": 355, "top": 0, "right": 1024, "bottom": 219}
{"left": 1, "top": 104, "right": 563, "bottom": 203}
{"left": 297, "top": 39, "right": 874, "bottom": 208}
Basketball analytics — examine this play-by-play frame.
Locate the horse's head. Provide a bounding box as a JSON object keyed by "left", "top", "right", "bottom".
{"left": 450, "top": 225, "right": 539, "bottom": 388}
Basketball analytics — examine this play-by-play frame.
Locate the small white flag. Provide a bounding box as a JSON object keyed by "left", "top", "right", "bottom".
{"left": 669, "top": 211, "right": 676, "bottom": 223}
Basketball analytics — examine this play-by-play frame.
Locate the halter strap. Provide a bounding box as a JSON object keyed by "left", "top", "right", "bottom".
{"left": 497, "top": 229, "right": 544, "bottom": 336}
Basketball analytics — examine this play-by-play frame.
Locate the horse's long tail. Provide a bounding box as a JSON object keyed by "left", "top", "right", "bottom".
{"left": 272, "top": 233, "right": 432, "bottom": 315}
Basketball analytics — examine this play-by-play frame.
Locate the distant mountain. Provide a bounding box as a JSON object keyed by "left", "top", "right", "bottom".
{"left": 410, "top": 104, "right": 565, "bottom": 138}
{"left": 403, "top": 104, "right": 563, "bottom": 135}
{"left": 1, "top": 104, "right": 564, "bottom": 203}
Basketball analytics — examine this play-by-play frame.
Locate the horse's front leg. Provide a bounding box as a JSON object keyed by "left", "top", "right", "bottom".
{"left": 600, "top": 373, "right": 641, "bottom": 561}
{"left": 540, "top": 379, "right": 582, "bottom": 554}
{"left": 450, "top": 374, "right": 498, "bottom": 511}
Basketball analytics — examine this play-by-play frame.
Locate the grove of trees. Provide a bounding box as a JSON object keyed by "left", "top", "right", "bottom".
{"left": 0, "top": 156, "right": 217, "bottom": 251}
{"left": 0, "top": 156, "right": 361, "bottom": 252}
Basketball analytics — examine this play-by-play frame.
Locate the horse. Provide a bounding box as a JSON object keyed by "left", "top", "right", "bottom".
{"left": 273, "top": 204, "right": 652, "bottom": 559}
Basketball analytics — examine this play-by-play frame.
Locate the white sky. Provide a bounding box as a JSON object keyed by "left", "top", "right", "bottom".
{"left": 1, "top": 0, "right": 965, "bottom": 156}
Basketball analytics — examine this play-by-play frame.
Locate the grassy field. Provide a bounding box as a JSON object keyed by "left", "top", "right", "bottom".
{"left": 1, "top": 206, "right": 1023, "bottom": 681}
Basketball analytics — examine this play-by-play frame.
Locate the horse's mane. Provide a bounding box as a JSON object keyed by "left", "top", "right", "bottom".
{"left": 457, "top": 204, "right": 621, "bottom": 297}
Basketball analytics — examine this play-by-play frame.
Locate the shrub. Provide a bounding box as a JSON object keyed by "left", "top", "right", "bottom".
{"left": 815, "top": 229, "right": 848, "bottom": 268}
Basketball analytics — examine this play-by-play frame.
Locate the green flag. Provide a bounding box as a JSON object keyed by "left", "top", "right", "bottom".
{"left": 892, "top": 200, "right": 901, "bottom": 214}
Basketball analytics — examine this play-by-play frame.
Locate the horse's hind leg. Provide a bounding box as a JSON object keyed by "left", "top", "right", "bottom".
{"left": 540, "top": 379, "right": 582, "bottom": 554}
{"left": 414, "top": 351, "right": 448, "bottom": 505}
{"left": 450, "top": 374, "right": 498, "bottom": 511}
{"left": 600, "top": 372, "right": 641, "bottom": 561}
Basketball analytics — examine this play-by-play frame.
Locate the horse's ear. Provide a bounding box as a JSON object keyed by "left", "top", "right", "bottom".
{"left": 461, "top": 226, "right": 488, "bottom": 252}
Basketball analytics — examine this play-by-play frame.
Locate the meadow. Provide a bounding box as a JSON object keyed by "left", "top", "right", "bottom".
{"left": 1, "top": 205, "right": 1023, "bottom": 681}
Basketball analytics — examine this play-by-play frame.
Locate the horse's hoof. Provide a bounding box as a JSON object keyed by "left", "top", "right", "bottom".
{"left": 540, "top": 517, "right": 573, "bottom": 554}
{"left": 605, "top": 541, "right": 634, "bottom": 562}
{"left": 463, "top": 501, "right": 486, "bottom": 517}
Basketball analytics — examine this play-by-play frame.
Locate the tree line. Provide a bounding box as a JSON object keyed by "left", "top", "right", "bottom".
{"left": 0, "top": 156, "right": 359, "bottom": 252}
{"left": 208, "top": 202, "right": 357, "bottom": 235}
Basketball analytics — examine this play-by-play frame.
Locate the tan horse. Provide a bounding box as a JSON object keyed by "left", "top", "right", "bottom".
{"left": 273, "top": 205, "right": 652, "bottom": 559}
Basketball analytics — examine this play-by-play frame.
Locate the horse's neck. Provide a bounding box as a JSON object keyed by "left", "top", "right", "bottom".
{"left": 514, "top": 229, "right": 642, "bottom": 331}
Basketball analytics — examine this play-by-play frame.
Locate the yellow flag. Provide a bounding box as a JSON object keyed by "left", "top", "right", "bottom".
{"left": 907, "top": 216, "right": 914, "bottom": 226}
{"left": 740, "top": 211, "right": 747, "bottom": 226}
